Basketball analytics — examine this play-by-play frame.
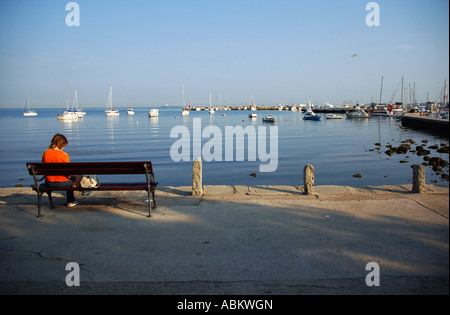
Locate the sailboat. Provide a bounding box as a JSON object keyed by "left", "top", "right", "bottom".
{"left": 72, "top": 90, "right": 86, "bottom": 118}
{"left": 181, "top": 85, "right": 189, "bottom": 116}
{"left": 303, "top": 99, "right": 321, "bottom": 121}
{"left": 209, "top": 93, "right": 215, "bottom": 114}
{"left": 105, "top": 86, "right": 119, "bottom": 116}
{"left": 57, "top": 82, "right": 79, "bottom": 120}
{"left": 250, "top": 95, "right": 257, "bottom": 111}
{"left": 23, "top": 95, "right": 37, "bottom": 116}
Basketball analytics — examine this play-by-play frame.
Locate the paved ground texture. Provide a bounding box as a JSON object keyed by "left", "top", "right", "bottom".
{"left": 0, "top": 184, "right": 448, "bottom": 295}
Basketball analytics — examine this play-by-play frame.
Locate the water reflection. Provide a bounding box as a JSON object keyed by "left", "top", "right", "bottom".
{"left": 149, "top": 117, "right": 159, "bottom": 133}
{"left": 107, "top": 116, "right": 119, "bottom": 142}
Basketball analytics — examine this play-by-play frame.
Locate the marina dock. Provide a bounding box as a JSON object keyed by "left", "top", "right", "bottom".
{"left": 401, "top": 113, "right": 449, "bottom": 137}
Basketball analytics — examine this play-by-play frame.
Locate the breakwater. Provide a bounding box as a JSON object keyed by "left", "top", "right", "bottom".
{"left": 401, "top": 113, "right": 449, "bottom": 137}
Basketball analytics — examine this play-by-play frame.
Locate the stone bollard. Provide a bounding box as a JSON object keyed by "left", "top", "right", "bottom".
{"left": 303, "top": 164, "right": 315, "bottom": 195}
{"left": 192, "top": 157, "right": 203, "bottom": 197}
{"left": 412, "top": 164, "right": 426, "bottom": 194}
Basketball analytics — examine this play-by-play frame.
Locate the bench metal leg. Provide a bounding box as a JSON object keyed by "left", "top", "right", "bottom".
{"left": 152, "top": 190, "right": 156, "bottom": 209}
{"left": 146, "top": 189, "right": 152, "bottom": 218}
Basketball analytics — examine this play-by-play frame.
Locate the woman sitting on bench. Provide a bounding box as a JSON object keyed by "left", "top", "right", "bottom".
{"left": 42, "top": 133, "right": 81, "bottom": 208}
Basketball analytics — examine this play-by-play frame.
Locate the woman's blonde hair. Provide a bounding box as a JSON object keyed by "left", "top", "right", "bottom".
{"left": 49, "top": 133, "right": 68, "bottom": 149}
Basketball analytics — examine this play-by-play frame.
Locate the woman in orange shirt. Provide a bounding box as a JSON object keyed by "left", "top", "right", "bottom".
{"left": 42, "top": 134, "right": 79, "bottom": 207}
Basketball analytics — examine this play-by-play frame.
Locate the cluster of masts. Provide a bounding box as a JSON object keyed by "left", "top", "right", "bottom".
{"left": 22, "top": 79, "right": 449, "bottom": 118}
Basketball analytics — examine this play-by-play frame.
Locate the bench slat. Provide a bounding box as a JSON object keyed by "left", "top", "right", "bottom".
{"left": 35, "top": 182, "right": 158, "bottom": 191}
{"left": 27, "top": 162, "right": 154, "bottom": 176}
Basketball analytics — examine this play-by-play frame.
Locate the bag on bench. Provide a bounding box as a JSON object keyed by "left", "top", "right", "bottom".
{"left": 80, "top": 175, "right": 100, "bottom": 188}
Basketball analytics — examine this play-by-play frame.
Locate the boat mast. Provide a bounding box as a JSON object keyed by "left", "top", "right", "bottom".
{"left": 401, "top": 77, "right": 404, "bottom": 105}
{"left": 66, "top": 81, "right": 69, "bottom": 110}
{"left": 443, "top": 78, "right": 447, "bottom": 113}
{"left": 378, "top": 76, "right": 383, "bottom": 105}
{"left": 107, "top": 86, "right": 113, "bottom": 110}
{"left": 73, "top": 90, "right": 78, "bottom": 110}
{"left": 182, "top": 85, "right": 185, "bottom": 109}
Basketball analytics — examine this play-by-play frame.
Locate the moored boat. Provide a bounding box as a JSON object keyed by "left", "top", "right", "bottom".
{"left": 72, "top": 90, "right": 86, "bottom": 118}
{"left": 262, "top": 115, "right": 276, "bottom": 122}
{"left": 148, "top": 109, "right": 159, "bottom": 117}
{"left": 105, "top": 86, "right": 119, "bottom": 116}
{"left": 57, "top": 110, "right": 79, "bottom": 120}
{"left": 57, "top": 82, "right": 79, "bottom": 120}
{"left": 208, "top": 93, "right": 215, "bottom": 114}
{"left": 325, "top": 113, "right": 343, "bottom": 119}
{"left": 303, "top": 101, "right": 321, "bottom": 121}
{"left": 23, "top": 95, "right": 37, "bottom": 117}
{"left": 368, "top": 107, "right": 390, "bottom": 116}
{"left": 346, "top": 107, "right": 370, "bottom": 118}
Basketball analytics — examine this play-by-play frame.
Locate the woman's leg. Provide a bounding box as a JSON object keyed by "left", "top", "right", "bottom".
{"left": 46, "top": 180, "right": 76, "bottom": 205}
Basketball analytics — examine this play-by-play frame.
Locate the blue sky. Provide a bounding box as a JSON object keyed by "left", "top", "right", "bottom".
{"left": 0, "top": 0, "right": 448, "bottom": 108}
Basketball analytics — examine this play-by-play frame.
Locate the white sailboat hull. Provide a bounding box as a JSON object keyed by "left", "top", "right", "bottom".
{"left": 105, "top": 110, "right": 120, "bottom": 116}
{"left": 23, "top": 112, "right": 38, "bottom": 117}
{"left": 57, "top": 111, "right": 79, "bottom": 120}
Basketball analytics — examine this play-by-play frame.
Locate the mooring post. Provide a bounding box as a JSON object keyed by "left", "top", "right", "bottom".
{"left": 303, "top": 164, "right": 315, "bottom": 195}
{"left": 192, "top": 157, "right": 203, "bottom": 197}
{"left": 412, "top": 164, "right": 426, "bottom": 194}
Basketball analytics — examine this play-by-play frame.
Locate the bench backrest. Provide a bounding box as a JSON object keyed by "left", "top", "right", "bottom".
{"left": 26, "top": 162, "right": 154, "bottom": 177}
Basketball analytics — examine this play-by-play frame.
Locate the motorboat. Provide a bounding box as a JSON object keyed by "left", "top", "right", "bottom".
{"left": 249, "top": 113, "right": 257, "bottom": 119}
{"left": 303, "top": 99, "right": 321, "bottom": 121}
{"left": 262, "top": 115, "right": 276, "bottom": 123}
{"left": 303, "top": 102, "right": 321, "bottom": 121}
{"left": 181, "top": 109, "right": 190, "bottom": 116}
{"left": 148, "top": 109, "right": 159, "bottom": 117}
{"left": 127, "top": 108, "right": 135, "bottom": 115}
{"left": 369, "top": 107, "right": 390, "bottom": 116}
{"left": 389, "top": 108, "right": 404, "bottom": 117}
{"left": 303, "top": 110, "right": 321, "bottom": 121}
{"left": 346, "top": 108, "right": 370, "bottom": 118}
{"left": 325, "top": 113, "right": 343, "bottom": 119}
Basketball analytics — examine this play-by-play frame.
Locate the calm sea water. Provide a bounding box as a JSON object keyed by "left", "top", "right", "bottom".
{"left": 0, "top": 107, "right": 448, "bottom": 188}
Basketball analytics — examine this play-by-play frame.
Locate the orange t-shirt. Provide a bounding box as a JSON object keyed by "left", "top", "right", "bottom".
{"left": 42, "top": 149, "right": 71, "bottom": 182}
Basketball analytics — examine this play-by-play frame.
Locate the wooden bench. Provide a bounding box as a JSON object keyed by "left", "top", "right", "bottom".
{"left": 26, "top": 161, "right": 158, "bottom": 218}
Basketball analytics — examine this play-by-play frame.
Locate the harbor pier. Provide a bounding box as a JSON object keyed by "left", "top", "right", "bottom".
{"left": 401, "top": 113, "right": 449, "bottom": 137}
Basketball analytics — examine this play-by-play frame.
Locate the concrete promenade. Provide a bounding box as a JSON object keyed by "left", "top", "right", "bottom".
{"left": 401, "top": 113, "right": 449, "bottom": 136}
{"left": 0, "top": 184, "right": 448, "bottom": 295}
